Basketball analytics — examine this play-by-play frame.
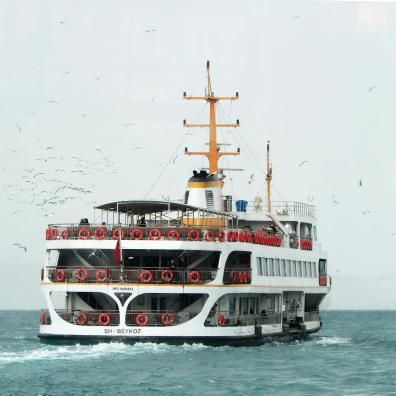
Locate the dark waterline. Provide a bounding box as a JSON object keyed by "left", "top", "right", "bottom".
{"left": 1, "top": 311, "right": 396, "bottom": 395}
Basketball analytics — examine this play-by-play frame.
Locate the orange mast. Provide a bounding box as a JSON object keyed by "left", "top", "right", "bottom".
{"left": 183, "top": 61, "right": 240, "bottom": 175}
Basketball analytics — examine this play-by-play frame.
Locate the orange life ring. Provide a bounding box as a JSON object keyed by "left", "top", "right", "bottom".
{"left": 167, "top": 229, "right": 180, "bottom": 240}
{"left": 96, "top": 269, "right": 108, "bottom": 282}
{"left": 205, "top": 230, "right": 215, "bottom": 242}
{"left": 131, "top": 228, "right": 143, "bottom": 240}
{"left": 112, "top": 228, "right": 125, "bottom": 240}
{"left": 161, "top": 269, "right": 174, "bottom": 283}
{"left": 230, "top": 271, "right": 237, "bottom": 282}
{"left": 78, "top": 227, "right": 91, "bottom": 240}
{"left": 161, "top": 312, "right": 175, "bottom": 326}
{"left": 98, "top": 312, "right": 110, "bottom": 326}
{"left": 94, "top": 228, "right": 107, "bottom": 240}
{"left": 139, "top": 270, "right": 153, "bottom": 283}
{"left": 55, "top": 268, "right": 65, "bottom": 282}
{"left": 75, "top": 311, "right": 88, "bottom": 325}
{"left": 76, "top": 268, "right": 88, "bottom": 281}
{"left": 45, "top": 228, "right": 52, "bottom": 240}
{"left": 188, "top": 270, "right": 200, "bottom": 283}
{"left": 238, "top": 271, "right": 248, "bottom": 284}
{"left": 60, "top": 229, "right": 69, "bottom": 240}
{"left": 40, "top": 310, "right": 45, "bottom": 325}
{"left": 149, "top": 228, "right": 161, "bottom": 240}
{"left": 218, "top": 230, "right": 225, "bottom": 242}
{"left": 135, "top": 313, "right": 148, "bottom": 327}
{"left": 217, "top": 314, "right": 225, "bottom": 326}
{"left": 188, "top": 229, "right": 200, "bottom": 241}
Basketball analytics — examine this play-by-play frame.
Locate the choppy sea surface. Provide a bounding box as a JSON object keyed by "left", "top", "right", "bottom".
{"left": 1, "top": 311, "right": 396, "bottom": 395}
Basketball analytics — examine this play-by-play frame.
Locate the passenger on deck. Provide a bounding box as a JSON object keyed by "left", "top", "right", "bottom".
{"left": 139, "top": 215, "right": 146, "bottom": 227}
{"left": 79, "top": 218, "right": 89, "bottom": 225}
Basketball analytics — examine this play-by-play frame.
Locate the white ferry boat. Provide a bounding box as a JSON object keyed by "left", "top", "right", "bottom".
{"left": 39, "top": 62, "right": 331, "bottom": 344}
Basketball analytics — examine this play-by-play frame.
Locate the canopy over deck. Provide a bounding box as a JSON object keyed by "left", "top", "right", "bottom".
{"left": 95, "top": 200, "right": 232, "bottom": 217}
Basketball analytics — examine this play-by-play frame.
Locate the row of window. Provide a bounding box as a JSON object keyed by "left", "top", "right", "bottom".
{"left": 256, "top": 257, "right": 317, "bottom": 278}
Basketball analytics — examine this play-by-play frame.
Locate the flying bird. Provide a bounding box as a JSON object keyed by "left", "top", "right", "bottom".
{"left": 362, "top": 210, "right": 371, "bottom": 215}
{"left": 46, "top": 99, "right": 59, "bottom": 104}
{"left": 331, "top": 195, "right": 339, "bottom": 205}
{"left": 32, "top": 172, "right": 44, "bottom": 178}
{"left": 12, "top": 243, "right": 27, "bottom": 252}
{"left": 57, "top": 20, "right": 70, "bottom": 24}
{"left": 368, "top": 86, "right": 376, "bottom": 93}
{"left": 133, "top": 146, "right": 143, "bottom": 151}
{"left": 298, "top": 160, "right": 309, "bottom": 167}
{"left": 121, "top": 123, "right": 135, "bottom": 127}
{"left": 15, "top": 123, "right": 22, "bottom": 134}
{"left": 145, "top": 29, "right": 157, "bottom": 33}
{"left": 359, "top": 180, "right": 363, "bottom": 187}
{"left": 46, "top": 146, "right": 54, "bottom": 150}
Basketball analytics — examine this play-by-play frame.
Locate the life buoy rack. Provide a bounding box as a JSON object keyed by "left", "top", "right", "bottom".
{"left": 217, "top": 314, "right": 225, "bottom": 327}
{"left": 98, "top": 312, "right": 110, "bottom": 326}
{"left": 167, "top": 229, "right": 180, "bottom": 241}
{"left": 149, "top": 228, "right": 161, "bottom": 240}
{"left": 76, "top": 268, "right": 88, "bottom": 281}
{"left": 94, "top": 227, "right": 107, "bottom": 240}
{"left": 131, "top": 228, "right": 143, "bottom": 240}
{"left": 96, "top": 269, "right": 108, "bottom": 282}
{"left": 161, "top": 312, "right": 175, "bottom": 326}
{"left": 227, "top": 230, "right": 234, "bottom": 242}
{"left": 161, "top": 269, "right": 174, "bottom": 283}
{"left": 205, "top": 230, "right": 215, "bottom": 242}
{"left": 218, "top": 230, "right": 225, "bottom": 242}
{"left": 233, "top": 231, "right": 239, "bottom": 242}
{"left": 60, "top": 229, "right": 69, "bottom": 240}
{"left": 188, "top": 229, "right": 200, "bottom": 241}
{"left": 55, "top": 268, "right": 65, "bottom": 282}
{"left": 135, "top": 313, "right": 148, "bottom": 327}
{"left": 238, "top": 231, "right": 245, "bottom": 242}
{"left": 188, "top": 270, "right": 200, "bottom": 284}
{"left": 112, "top": 228, "right": 125, "bottom": 240}
{"left": 139, "top": 270, "right": 153, "bottom": 283}
{"left": 78, "top": 227, "right": 91, "bottom": 240}
{"left": 75, "top": 311, "right": 88, "bottom": 326}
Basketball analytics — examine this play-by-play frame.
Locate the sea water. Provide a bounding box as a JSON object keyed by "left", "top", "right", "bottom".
{"left": 1, "top": 311, "right": 395, "bottom": 395}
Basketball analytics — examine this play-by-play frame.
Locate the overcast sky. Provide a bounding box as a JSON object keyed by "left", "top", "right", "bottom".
{"left": 1, "top": 0, "right": 395, "bottom": 309}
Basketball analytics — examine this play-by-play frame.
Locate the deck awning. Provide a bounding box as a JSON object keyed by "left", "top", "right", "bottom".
{"left": 95, "top": 200, "right": 231, "bottom": 216}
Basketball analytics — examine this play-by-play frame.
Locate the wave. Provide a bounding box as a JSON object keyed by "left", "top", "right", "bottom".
{"left": 311, "top": 336, "right": 351, "bottom": 345}
{"left": 0, "top": 342, "right": 209, "bottom": 365}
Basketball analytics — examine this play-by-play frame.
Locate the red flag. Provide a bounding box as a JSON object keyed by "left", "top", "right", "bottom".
{"left": 113, "top": 234, "right": 122, "bottom": 265}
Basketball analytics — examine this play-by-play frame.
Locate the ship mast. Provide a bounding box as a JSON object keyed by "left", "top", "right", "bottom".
{"left": 266, "top": 140, "right": 272, "bottom": 213}
{"left": 183, "top": 61, "right": 240, "bottom": 176}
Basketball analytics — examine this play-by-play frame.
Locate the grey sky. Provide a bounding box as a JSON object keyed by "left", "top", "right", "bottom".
{"left": 0, "top": 0, "right": 395, "bottom": 309}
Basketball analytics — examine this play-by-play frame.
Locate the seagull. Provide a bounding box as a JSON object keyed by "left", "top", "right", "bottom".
{"left": 362, "top": 210, "right": 371, "bottom": 215}
{"left": 359, "top": 180, "right": 363, "bottom": 187}
{"left": 32, "top": 172, "right": 44, "bottom": 178}
{"left": 15, "top": 123, "right": 22, "bottom": 134}
{"left": 57, "top": 20, "right": 70, "bottom": 24}
{"left": 121, "top": 123, "right": 135, "bottom": 127}
{"left": 248, "top": 174, "right": 255, "bottom": 184}
{"left": 25, "top": 168, "right": 35, "bottom": 173}
{"left": 46, "top": 99, "right": 59, "bottom": 104}
{"left": 95, "top": 75, "right": 102, "bottom": 81}
{"left": 145, "top": 29, "right": 157, "bottom": 33}
{"left": 332, "top": 195, "right": 339, "bottom": 205}
{"left": 46, "top": 146, "right": 54, "bottom": 150}
{"left": 133, "top": 146, "right": 143, "bottom": 151}
{"left": 96, "top": 148, "right": 103, "bottom": 152}
{"left": 368, "top": 86, "right": 376, "bottom": 93}
{"left": 298, "top": 160, "right": 309, "bottom": 167}
{"left": 12, "top": 243, "right": 27, "bottom": 252}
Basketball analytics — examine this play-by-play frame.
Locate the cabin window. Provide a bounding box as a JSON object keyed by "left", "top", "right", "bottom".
{"left": 229, "top": 297, "right": 236, "bottom": 315}
{"left": 319, "top": 259, "right": 327, "bottom": 275}
{"left": 262, "top": 258, "right": 268, "bottom": 276}
{"left": 281, "top": 221, "right": 297, "bottom": 234}
{"left": 137, "top": 295, "right": 145, "bottom": 306}
{"left": 296, "top": 261, "right": 302, "bottom": 277}
{"left": 257, "top": 258, "right": 262, "bottom": 275}
{"left": 312, "top": 262, "right": 317, "bottom": 277}
{"left": 205, "top": 190, "right": 214, "bottom": 209}
{"left": 302, "top": 261, "right": 307, "bottom": 277}
{"left": 280, "top": 259, "right": 286, "bottom": 277}
{"left": 274, "top": 259, "right": 280, "bottom": 276}
{"left": 300, "top": 223, "right": 312, "bottom": 238}
{"left": 184, "top": 190, "right": 189, "bottom": 204}
{"left": 286, "top": 260, "right": 291, "bottom": 276}
{"left": 307, "top": 262, "right": 312, "bottom": 277}
{"left": 292, "top": 260, "right": 297, "bottom": 277}
{"left": 268, "top": 259, "right": 274, "bottom": 276}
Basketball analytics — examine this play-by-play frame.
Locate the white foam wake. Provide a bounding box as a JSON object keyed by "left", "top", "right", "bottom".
{"left": 0, "top": 342, "right": 208, "bottom": 365}
{"left": 312, "top": 336, "right": 351, "bottom": 345}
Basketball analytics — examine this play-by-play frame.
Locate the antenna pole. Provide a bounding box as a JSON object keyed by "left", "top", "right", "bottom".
{"left": 183, "top": 61, "right": 240, "bottom": 176}
{"left": 266, "top": 140, "right": 272, "bottom": 213}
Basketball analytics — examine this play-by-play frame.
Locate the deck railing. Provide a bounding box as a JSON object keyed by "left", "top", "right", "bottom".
{"left": 47, "top": 266, "right": 216, "bottom": 285}
{"left": 57, "top": 309, "right": 120, "bottom": 326}
{"left": 223, "top": 269, "right": 252, "bottom": 284}
{"left": 304, "top": 311, "right": 320, "bottom": 322}
{"left": 205, "top": 312, "right": 282, "bottom": 327}
{"left": 233, "top": 201, "right": 315, "bottom": 217}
